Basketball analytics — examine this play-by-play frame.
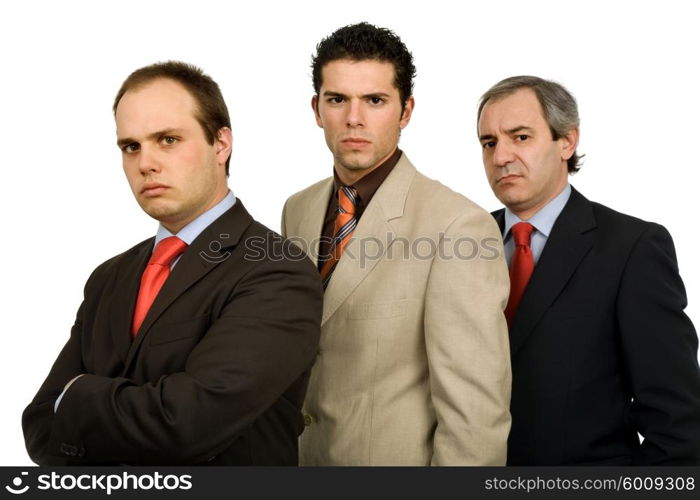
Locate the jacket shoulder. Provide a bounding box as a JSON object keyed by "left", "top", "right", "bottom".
{"left": 410, "top": 170, "right": 496, "bottom": 226}
{"left": 238, "top": 218, "right": 320, "bottom": 277}
{"left": 285, "top": 177, "right": 332, "bottom": 207}
{"left": 591, "top": 200, "right": 652, "bottom": 228}
{"left": 88, "top": 238, "right": 151, "bottom": 279}
{"left": 589, "top": 200, "right": 667, "bottom": 241}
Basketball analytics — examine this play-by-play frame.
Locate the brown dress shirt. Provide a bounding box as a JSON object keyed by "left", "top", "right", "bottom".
{"left": 317, "top": 148, "right": 402, "bottom": 269}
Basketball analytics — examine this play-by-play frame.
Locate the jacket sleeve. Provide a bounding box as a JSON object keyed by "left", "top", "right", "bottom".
{"left": 618, "top": 223, "right": 700, "bottom": 465}
{"left": 424, "top": 209, "right": 512, "bottom": 465}
{"left": 22, "top": 302, "right": 87, "bottom": 465}
{"left": 23, "top": 251, "right": 322, "bottom": 465}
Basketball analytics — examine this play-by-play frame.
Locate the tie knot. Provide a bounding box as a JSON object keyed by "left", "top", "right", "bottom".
{"left": 150, "top": 236, "right": 188, "bottom": 266}
{"left": 511, "top": 222, "right": 535, "bottom": 247}
{"left": 338, "top": 186, "right": 358, "bottom": 216}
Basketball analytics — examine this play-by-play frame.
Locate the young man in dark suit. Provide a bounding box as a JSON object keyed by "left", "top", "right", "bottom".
{"left": 477, "top": 75, "right": 700, "bottom": 465}
{"left": 22, "top": 61, "right": 322, "bottom": 465}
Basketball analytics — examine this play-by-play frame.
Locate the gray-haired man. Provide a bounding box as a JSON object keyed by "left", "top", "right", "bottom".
{"left": 478, "top": 75, "right": 700, "bottom": 465}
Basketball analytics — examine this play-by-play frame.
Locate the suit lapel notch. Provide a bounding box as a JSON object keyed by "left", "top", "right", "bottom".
{"left": 299, "top": 179, "right": 334, "bottom": 268}
{"left": 321, "top": 156, "right": 416, "bottom": 325}
{"left": 322, "top": 215, "right": 396, "bottom": 325}
{"left": 510, "top": 187, "right": 597, "bottom": 354}
{"left": 109, "top": 241, "right": 152, "bottom": 363}
{"left": 125, "top": 201, "right": 253, "bottom": 364}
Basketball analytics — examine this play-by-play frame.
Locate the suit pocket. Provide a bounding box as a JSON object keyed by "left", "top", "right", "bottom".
{"left": 348, "top": 300, "right": 407, "bottom": 320}
{"left": 149, "top": 314, "right": 210, "bottom": 346}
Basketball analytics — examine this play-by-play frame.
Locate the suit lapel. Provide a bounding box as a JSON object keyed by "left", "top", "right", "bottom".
{"left": 509, "top": 187, "right": 597, "bottom": 354}
{"left": 322, "top": 155, "right": 416, "bottom": 325}
{"left": 124, "top": 200, "right": 254, "bottom": 368}
{"left": 298, "top": 179, "right": 334, "bottom": 268}
{"left": 108, "top": 241, "right": 152, "bottom": 363}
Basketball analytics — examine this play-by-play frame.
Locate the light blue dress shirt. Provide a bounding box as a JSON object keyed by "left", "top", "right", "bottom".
{"left": 54, "top": 190, "right": 237, "bottom": 413}
{"left": 503, "top": 184, "right": 571, "bottom": 267}
{"left": 154, "top": 190, "right": 237, "bottom": 268}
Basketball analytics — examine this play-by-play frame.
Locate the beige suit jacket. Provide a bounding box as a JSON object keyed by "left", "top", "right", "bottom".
{"left": 281, "top": 154, "right": 512, "bottom": 465}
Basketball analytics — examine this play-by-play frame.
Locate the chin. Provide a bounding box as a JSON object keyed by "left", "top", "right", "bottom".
{"left": 142, "top": 203, "right": 178, "bottom": 223}
{"left": 496, "top": 192, "right": 524, "bottom": 209}
{"left": 344, "top": 163, "right": 373, "bottom": 172}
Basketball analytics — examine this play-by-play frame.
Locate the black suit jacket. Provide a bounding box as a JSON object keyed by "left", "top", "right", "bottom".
{"left": 494, "top": 187, "right": 700, "bottom": 465}
{"left": 22, "top": 200, "right": 322, "bottom": 465}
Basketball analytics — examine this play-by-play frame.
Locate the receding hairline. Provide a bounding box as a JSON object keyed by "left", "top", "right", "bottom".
{"left": 113, "top": 76, "right": 195, "bottom": 114}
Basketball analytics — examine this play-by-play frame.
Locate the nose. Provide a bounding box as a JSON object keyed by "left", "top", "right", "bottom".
{"left": 137, "top": 145, "right": 161, "bottom": 174}
{"left": 492, "top": 140, "right": 515, "bottom": 168}
{"left": 346, "top": 99, "right": 364, "bottom": 128}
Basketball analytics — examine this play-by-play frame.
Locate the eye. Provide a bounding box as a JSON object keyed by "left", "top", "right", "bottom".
{"left": 161, "top": 136, "right": 178, "bottom": 145}
{"left": 122, "top": 143, "right": 140, "bottom": 153}
{"left": 481, "top": 141, "right": 496, "bottom": 150}
{"left": 328, "top": 96, "right": 344, "bottom": 104}
{"left": 369, "top": 96, "right": 384, "bottom": 105}
{"left": 516, "top": 134, "right": 528, "bottom": 141}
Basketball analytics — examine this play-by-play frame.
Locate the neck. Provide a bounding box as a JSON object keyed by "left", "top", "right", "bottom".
{"left": 511, "top": 181, "right": 568, "bottom": 221}
{"left": 334, "top": 147, "right": 397, "bottom": 186}
{"left": 335, "top": 165, "right": 375, "bottom": 186}
{"left": 161, "top": 187, "right": 229, "bottom": 234}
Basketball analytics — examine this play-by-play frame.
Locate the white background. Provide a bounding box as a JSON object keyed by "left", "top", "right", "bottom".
{"left": 1, "top": 0, "right": 698, "bottom": 465}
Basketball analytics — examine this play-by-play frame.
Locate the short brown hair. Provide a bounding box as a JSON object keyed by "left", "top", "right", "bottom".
{"left": 113, "top": 61, "right": 232, "bottom": 175}
{"left": 478, "top": 75, "right": 583, "bottom": 173}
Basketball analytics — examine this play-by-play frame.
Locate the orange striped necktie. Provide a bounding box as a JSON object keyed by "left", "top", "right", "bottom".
{"left": 320, "top": 186, "right": 358, "bottom": 289}
{"left": 131, "top": 236, "right": 188, "bottom": 337}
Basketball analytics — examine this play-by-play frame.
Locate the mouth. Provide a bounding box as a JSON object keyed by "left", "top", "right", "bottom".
{"left": 141, "top": 183, "right": 169, "bottom": 197}
{"left": 341, "top": 137, "right": 371, "bottom": 148}
{"left": 496, "top": 174, "right": 521, "bottom": 184}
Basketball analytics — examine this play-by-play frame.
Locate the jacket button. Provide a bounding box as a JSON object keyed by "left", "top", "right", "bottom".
{"left": 303, "top": 414, "right": 313, "bottom": 426}
{"left": 60, "top": 443, "right": 77, "bottom": 456}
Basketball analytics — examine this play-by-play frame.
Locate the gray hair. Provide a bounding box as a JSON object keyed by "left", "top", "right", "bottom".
{"left": 477, "top": 75, "right": 583, "bottom": 173}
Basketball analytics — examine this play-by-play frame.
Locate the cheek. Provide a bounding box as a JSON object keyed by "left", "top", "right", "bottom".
{"left": 483, "top": 156, "right": 496, "bottom": 179}
{"left": 122, "top": 164, "right": 139, "bottom": 186}
{"left": 376, "top": 120, "right": 399, "bottom": 144}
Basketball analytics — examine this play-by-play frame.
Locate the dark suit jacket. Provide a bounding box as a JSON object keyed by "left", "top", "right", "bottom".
{"left": 22, "top": 200, "right": 322, "bottom": 465}
{"left": 494, "top": 187, "right": 700, "bottom": 465}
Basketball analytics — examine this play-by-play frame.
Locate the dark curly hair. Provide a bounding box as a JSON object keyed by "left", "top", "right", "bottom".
{"left": 113, "top": 61, "right": 232, "bottom": 176}
{"left": 312, "top": 22, "right": 416, "bottom": 110}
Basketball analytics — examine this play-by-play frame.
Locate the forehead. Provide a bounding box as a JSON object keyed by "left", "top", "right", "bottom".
{"left": 320, "top": 59, "right": 397, "bottom": 93}
{"left": 115, "top": 78, "right": 199, "bottom": 135}
{"left": 478, "top": 88, "right": 547, "bottom": 132}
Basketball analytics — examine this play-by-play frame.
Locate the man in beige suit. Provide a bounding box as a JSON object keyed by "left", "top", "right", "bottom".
{"left": 282, "top": 22, "right": 512, "bottom": 465}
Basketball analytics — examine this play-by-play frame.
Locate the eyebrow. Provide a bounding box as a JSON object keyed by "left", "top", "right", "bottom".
{"left": 116, "top": 128, "right": 183, "bottom": 148}
{"left": 478, "top": 126, "right": 535, "bottom": 142}
{"left": 506, "top": 126, "right": 535, "bottom": 135}
{"left": 322, "top": 90, "right": 392, "bottom": 99}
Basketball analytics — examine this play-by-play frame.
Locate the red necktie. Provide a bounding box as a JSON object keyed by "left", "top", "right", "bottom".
{"left": 320, "top": 186, "right": 358, "bottom": 289}
{"left": 131, "top": 236, "right": 188, "bottom": 337}
{"left": 505, "top": 222, "right": 535, "bottom": 327}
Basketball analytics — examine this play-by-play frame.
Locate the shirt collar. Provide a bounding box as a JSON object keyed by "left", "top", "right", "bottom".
{"left": 504, "top": 183, "right": 571, "bottom": 240}
{"left": 332, "top": 148, "right": 402, "bottom": 207}
{"left": 154, "top": 190, "right": 236, "bottom": 248}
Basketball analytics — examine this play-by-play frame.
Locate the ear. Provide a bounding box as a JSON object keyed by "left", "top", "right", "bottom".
{"left": 560, "top": 127, "right": 579, "bottom": 161}
{"left": 215, "top": 127, "right": 233, "bottom": 166}
{"left": 399, "top": 96, "right": 415, "bottom": 129}
{"left": 311, "top": 95, "right": 323, "bottom": 128}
